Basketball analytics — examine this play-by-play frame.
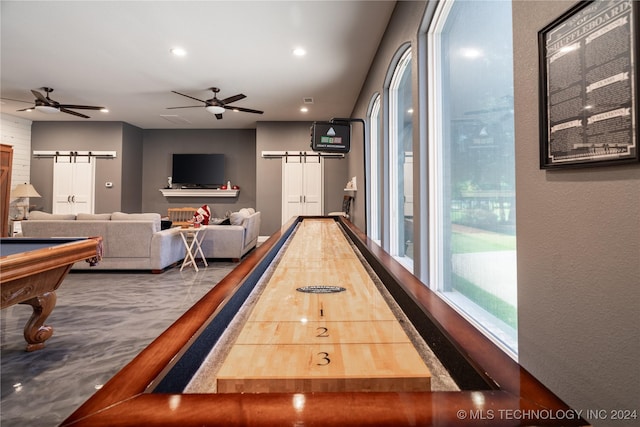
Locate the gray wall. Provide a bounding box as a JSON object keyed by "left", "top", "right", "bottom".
{"left": 256, "top": 121, "right": 348, "bottom": 235}
{"left": 349, "top": 1, "right": 427, "bottom": 273}
{"left": 30, "top": 122, "right": 129, "bottom": 213}
{"left": 513, "top": 0, "right": 639, "bottom": 419}
{"left": 121, "top": 123, "right": 143, "bottom": 213}
{"left": 30, "top": 122, "right": 346, "bottom": 234}
{"left": 141, "top": 129, "right": 256, "bottom": 218}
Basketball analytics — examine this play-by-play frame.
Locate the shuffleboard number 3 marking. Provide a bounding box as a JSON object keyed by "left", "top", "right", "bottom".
{"left": 316, "top": 327, "right": 329, "bottom": 337}
{"left": 316, "top": 352, "right": 331, "bottom": 366}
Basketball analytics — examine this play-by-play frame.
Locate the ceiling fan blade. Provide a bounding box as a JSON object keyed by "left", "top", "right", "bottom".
{"left": 166, "top": 105, "right": 203, "bottom": 110}
{"left": 60, "top": 108, "right": 90, "bottom": 119}
{"left": 220, "top": 94, "right": 246, "bottom": 104}
{"left": 215, "top": 113, "right": 224, "bottom": 120}
{"left": 31, "top": 90, "right": 49, "bottom": 104}
{"left": 171, "top": 91, "right": 206, "bottom": 104}
{"left": 224, "top": 105, "right": 264, "bottom": 115}
{"left": 58, "top": 104, "right": 104, "bottom": 110}
{"left": 1, "top": 97, "right": 32, "bottom": 104}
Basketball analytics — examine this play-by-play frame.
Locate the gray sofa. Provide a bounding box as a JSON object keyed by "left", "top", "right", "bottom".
{"left": 200, "top": 208, "right": 261, "bottom": 260}
{"left": 21, "top": 211, "right": 185, "bottom": 272}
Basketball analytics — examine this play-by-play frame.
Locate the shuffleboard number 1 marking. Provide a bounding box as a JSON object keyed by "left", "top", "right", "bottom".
{"left": 316, "top": 352, "right": 331, "bottom": 366}
{"left": 316, "top": 327, "right": 329, "bottom": 337}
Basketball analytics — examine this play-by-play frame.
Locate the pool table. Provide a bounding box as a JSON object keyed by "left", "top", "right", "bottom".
{"left": 0, "top": 236, "right": 102, "bottom": 351}
{"left": 62, "top": 217, "right": 585, "bottom": 426}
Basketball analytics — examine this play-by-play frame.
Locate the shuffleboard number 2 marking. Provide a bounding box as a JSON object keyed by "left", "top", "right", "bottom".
{"left": 316, "top": 352, "right": 331, "bottom": 366}
{"left": 316, "top": 327, "right": 329, "bottom": 337}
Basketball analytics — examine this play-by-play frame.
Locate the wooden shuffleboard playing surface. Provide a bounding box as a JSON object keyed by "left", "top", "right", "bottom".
{"left": 211, "top": 218, "right": 431, "bottom": 393}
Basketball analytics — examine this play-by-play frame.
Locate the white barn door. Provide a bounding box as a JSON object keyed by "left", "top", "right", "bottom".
{"left": 53, "top": 156, "right": 95, "bottom": 215}
{"left": 282, "top": 154, "right": 323, "bottom": 224}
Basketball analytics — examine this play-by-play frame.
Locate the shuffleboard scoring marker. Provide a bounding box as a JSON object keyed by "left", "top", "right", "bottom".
{"left": 296, "top": 285, "right": 347, "bottom": 294}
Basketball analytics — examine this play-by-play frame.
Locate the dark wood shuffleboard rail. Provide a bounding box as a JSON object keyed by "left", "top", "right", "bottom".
{"left": 61, "top": 216, "right": 586, "bottom": 427}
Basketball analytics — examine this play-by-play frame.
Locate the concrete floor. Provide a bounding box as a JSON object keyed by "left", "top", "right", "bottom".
{"left": 1, "top": 261, "right": 236, "bottom": 427}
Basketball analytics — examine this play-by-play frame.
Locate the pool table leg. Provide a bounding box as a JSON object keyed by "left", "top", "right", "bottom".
{"left": 20, "top": 291, "right": 57, "bottom": 352}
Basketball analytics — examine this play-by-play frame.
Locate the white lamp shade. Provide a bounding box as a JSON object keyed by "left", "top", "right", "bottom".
{"left": 11, "top": 183, "right": 41, "bottom": 199}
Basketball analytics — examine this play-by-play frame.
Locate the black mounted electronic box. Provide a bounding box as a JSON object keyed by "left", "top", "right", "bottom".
{"left": 310, "top": 121, "right": 351, "bottom": 153}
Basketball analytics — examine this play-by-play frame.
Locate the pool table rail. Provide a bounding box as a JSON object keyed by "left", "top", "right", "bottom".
{"left": 1, "top": 237, "right": 102, "bottom": 351}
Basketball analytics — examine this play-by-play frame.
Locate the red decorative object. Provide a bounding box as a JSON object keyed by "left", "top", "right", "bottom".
{"left": 192, "top": 205, "right": 211, "bottom": 225}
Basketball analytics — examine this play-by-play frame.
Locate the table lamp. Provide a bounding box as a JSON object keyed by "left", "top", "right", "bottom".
{"left": 11, "top": 183, "right": 41, "bottom": 220}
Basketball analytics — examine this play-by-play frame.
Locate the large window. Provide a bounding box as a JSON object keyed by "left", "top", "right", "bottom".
{"left": 427, "top": 0, "right": 517, "bottom": 354}
{"left": 388, "top": 48, "right": 413, "bottom": 270}
{"left": 367, "top": 94, "right": 382, "bottom": 243}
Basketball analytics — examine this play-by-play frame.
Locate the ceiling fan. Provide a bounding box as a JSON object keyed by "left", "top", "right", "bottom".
{"left": 168, "top": 87, "right": 263, "bottom": 119}
{"left": 9, "top": 87, "right": 106, "bottom": 119}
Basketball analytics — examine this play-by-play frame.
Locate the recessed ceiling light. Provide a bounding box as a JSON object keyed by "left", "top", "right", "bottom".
{"left": 100, "top": 108, "right": 109, "bottom": 113}
{"left": 293, "top": 47, "right": 306, "bottom": 57}
{"left": 300, "top": 107, "right": 308, "bottom": 113}
{"left": 170, "top": 47, "right": 187, "bottom": 57}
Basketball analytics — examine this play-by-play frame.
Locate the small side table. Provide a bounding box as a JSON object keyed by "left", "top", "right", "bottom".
{"left": 178, "top": 226, "right": 208, "bottom": 272}
{"left": 10, "top": 220, "right": 22, "bottom": 236}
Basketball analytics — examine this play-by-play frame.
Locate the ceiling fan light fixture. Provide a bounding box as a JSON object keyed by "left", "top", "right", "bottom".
{"left": 35, "top": 105, "right": 60, "bottom": 114}
{"left": 205, "top": 105, "right": 225, "bottom": 115}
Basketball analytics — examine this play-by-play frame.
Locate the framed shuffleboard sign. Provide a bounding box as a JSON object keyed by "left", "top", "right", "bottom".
{"left": 539, "top": 0, "right": 639, "bottom": 169}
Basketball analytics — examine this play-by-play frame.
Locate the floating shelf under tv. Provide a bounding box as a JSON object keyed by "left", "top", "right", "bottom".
{"left": 159, "top": 189, "right": 239, "bottom": 198}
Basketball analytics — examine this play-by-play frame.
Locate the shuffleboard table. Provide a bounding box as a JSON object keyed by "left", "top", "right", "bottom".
{"left": 61, "top": 217, "right": 585, "bottom": 426}
{"left": 0, "top": 236, "right": 102, "bottom": 351}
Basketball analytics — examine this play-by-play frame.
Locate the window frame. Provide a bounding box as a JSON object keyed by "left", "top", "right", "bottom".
{"left": 366, "top": 93, "right": 382, "bottom": 244}
{"left": 386, "top": 46, "right": 414, "bottom": 271}
{"left": 425, "top": 0, "right": 518, "bottom": 358}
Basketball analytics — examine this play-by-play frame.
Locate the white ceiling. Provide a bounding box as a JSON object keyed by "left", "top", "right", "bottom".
{"left": 0, "top": 1, "right": 395, "bottom": 129}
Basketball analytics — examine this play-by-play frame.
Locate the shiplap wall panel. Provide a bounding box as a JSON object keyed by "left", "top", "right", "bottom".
{"left": 1, "top": 114, "right": 33, "bottom": 219}
{"left": 0, "top": 114, "right": 32, "bottom": 188}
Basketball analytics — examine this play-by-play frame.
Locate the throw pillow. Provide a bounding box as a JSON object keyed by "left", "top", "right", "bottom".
{"left": 28, "top": 211, "right": 76, "bottom": 220}
{"left": 192, "top": 205, "right": 211, "bottom": 225}
{"left": 77, "top": 213, "right": 112, "bottom": 220}
{"left": 111, "top": 212, "right": 162, "bottom": 232}
{"left": 230, "top": 209, "right": 250, "bottom": 225}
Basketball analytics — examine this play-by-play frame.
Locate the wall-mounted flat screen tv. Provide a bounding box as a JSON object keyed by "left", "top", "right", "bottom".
{"left": 172, "top": 154, "right": 225, "bottom": 187}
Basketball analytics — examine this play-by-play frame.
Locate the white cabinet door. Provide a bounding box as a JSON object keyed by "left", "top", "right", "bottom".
{"left": 282, "top": 158, "right": 304, "bottom": 222}
{"left": 53, "top": 159, "right": 75, "bottom": 214}
{"left": 301, "top": 156, "right": 322, "bottom": 216}
{"left": 53, "top": 156, "right": 95, "bottom": 214}
{"left": 282, "top": 154, "right": 323, "bottom": 224}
